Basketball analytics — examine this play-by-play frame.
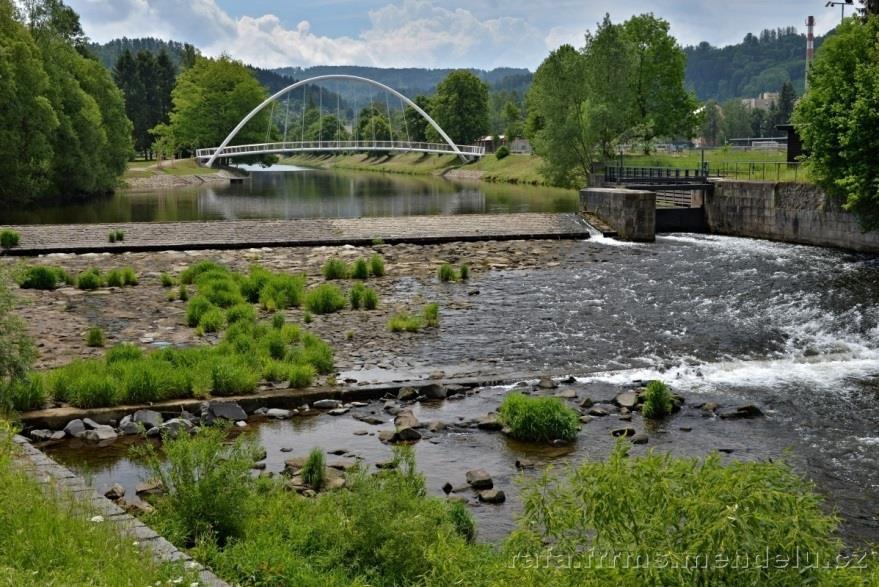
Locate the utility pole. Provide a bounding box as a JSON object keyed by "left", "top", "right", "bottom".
{"left": 826, "top": 0, "right": 855, "bottom": 23}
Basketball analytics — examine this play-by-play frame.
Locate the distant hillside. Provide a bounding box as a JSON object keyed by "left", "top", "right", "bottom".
{"left": 273, "top": 65, "right": 532, "bottom": 98}
{"left": 87, "top": 37, "right": 192, "bottom": 69}
{"left": 684, "top": 27, "right": 829, "bottom": 101}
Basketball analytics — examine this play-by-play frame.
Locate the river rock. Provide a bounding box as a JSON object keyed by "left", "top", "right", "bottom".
{"left": 136, "top": 479, "right": 164, "bottom": 496}
{"left": 206, "top": 401, "right": 247, "bottom": 422}
{"left": 442, "top": 481, "right": 453, "bottom": 494}
{"left": 119, "top": 420, "right": 143, "bottom": 435}
{"left": 394, "top": 410, "right": 420, "bottom": 430}
{"left": 537, "top": 376, "right": 557, "bottom": 390}
{"left": 83, "top": 426, "right": 118, "bottom": 442}
{"left": 377, "top": 430, "right": 396, "bottom": 443}
{"left": 476, "top": 414, "right": 503, "bottom": 431}
{"left": 465, "top": 469, "right": 493, "bottom": 489}
{"left": 579, "top": 397, "right": 594, "bottom": 408}
{"left": 160, "top": 418, "right": 193, "bottom": 438}
{"left": 313, "top": 399, "right": 342, "bottom": 410}
{"left": 615, "top": 391, "right": 639, "bottom": 409}
{"left": 266, "top": 408, "right": 293, "bottom": 419}
{"left": 718, "top": 404, "right": 764, "bottom": 420}
{"left": 104, "top": 483, "right": 125, "bottom": 500}
{"left": 29, "top": 429, "right": 55, "bottom": 442}
{"left": 427, "top": 420, "right": 445, "bottom": 433}
{"left": 63, "top": 419, "right": 87, "bottom": 438}
{"left": 392, "top": 427, "right": 422, "bottom": 443}
{"left": 132, "top": 409, "right": 163, "bottom": 430}
{"left": 556, "top": 388, "right": 577, "bottom": 399}
{"left": 515, "top": 459, "right": 535, "bottom": 470}
{"left": 82, "top": 418, "right": 103, "bottom": 430}
{"left": 328, "top": 407, "right": 350, "bottom": 416}
{"left": 611, "top": 427, "right": 636, "bottom": 438}
{"left": 397, "top": 387, "right": 418, "bottom": 401}
{"left": 588, "top": 407, "right": 609, "bottom": 417}
{"left": 631, "top": 433, "right": 649, "bottom": 445}
{"left": 353, "top": 414, "right": 385, "bottom": 425}
{"left": 421, "top": 383, "right": 447, "bottom": 400}
{"left": 700, "top": 402, "right": 719, "bottom": 413}
{"left": 579, "top": 415, "right": 593, "bottom": 424}
{"left": 478, "top": 489, "right": 506, "bottom": 504}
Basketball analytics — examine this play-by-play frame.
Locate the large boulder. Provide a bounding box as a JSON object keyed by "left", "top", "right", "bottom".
{"left": 63, "top": 419, "right": 87, "bottom": 438}
{"left": 420, "top": 384, "right": 447, "bottom": 400}
{"left": 313, "top": 399, "right": 342, "bottom": 410}
{"left": 160, "top": 418, "right": 193, "bottom": 438}
{"left": 266, "top": 408, "right": 294, "bottom": 420}
{"left": 465, "top": 469, "right": 493, "bottom": 490}
{"left": 614, "top": 391, "right": 639, "bottom": 409}
{"left": 132, "top": 410, "right": 163, "bottom": 430}
{"left": 397, "top": 387, "right": 418, "bottom": 401}
{"left": 478, "top": 489, "right": 506, "bottom": 504}
{"left": 83, "top": 426, "right": 118, "bottom": 442}
{"left": 392, "top": 427, "right": 422, "bottom": 442}
{"left": 205, "top": 401, "right": 247, "bottom": 423}
{"left": 394, "top": 410, "right": 420, "bottom": 431}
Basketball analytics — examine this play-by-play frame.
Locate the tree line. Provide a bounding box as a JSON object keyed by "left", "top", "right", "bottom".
{"left": 0, "top": 0, "right": 131, "bottom": 207}
{"left": 699, "top": 80, "right": 797, "bottom": 146}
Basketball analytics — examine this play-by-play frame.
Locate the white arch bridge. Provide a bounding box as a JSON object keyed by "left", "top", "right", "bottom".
{"left": 196, "top": 74, "right": 485, "bottom": 167}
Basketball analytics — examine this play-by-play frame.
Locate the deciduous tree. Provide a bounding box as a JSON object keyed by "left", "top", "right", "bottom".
{"left": 430, "top": 70, "right": 489, "bottom": 145}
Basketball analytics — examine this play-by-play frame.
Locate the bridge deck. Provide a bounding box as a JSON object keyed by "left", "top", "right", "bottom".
{"left": 196, "top": 140, "right": 485, "bottom": 160}
{"left": 0, "top": 213, "right": 589, "bottom": 255}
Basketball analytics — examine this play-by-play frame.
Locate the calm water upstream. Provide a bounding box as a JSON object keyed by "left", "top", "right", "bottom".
{"left": 47, "top": 231, "right": 879, "bottom": 545}
{"left": 0, "top": 165, "right": 578, "bottom": 224}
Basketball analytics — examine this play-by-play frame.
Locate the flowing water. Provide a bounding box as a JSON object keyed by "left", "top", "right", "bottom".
{"left": 0, "top": 165, "right": 578, "bottom": 224}
{"left": 47, "top": 230, "right": 879, "bottom": 545}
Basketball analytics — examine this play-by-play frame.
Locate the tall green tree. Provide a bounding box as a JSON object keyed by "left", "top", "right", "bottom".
{"left": 430, "top": 70, "right": 489, "bottom": 145}
{"left": 776, "top": 80, "right": 796, "bottom": 125}
{"left": 402, "top": 95, "right": 432, "bottom": 142}
{"left": 622, "top": 14, "right": 699, "bottom": 151}
{"left": 501, "top": 100, "right": 522, "bottom": 139}
{"left": 525, "top": 44, "right": 598, "bottom": 187}
{"left": 0, "top": 0, "right": 58, "bottom": 204}
{"left": 583, "top": 14, "right": 635, "bottom": 157}
{"left": 794, "top": 16, "right": 879, "bottom": 230}
{"left": 158, "top": 56, "right": 270, "bottom": 156}
{"left": 721, "top": 99, "right": 752, "bottom": 138}
{"left": 700, "top": 101, "right": 725, "bottom": 146}
{"left": 20, "top": 0, "right": 86, "bottom": 49}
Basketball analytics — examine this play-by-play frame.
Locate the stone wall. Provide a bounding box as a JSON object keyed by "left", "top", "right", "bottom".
{"left": 580, "top": 187, "right": 656, "bottom": 242}
{"left": 706, "top": 180, "right": 879, "bottom": 253}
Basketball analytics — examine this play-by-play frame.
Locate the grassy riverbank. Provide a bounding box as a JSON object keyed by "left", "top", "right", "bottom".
{"left": 283, "top": 152, "right": 549, "bottom": 185}
{"left": 0, "top": 424, "right": 193, "bottom": 585}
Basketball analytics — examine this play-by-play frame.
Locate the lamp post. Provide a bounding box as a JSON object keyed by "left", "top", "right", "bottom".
{"left": 825, "top": 0, "right": 854, "bottom": 23}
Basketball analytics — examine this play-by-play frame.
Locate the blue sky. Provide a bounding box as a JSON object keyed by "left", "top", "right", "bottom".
{"left": 67, "top": 0, "right": 840, "bottom": 70}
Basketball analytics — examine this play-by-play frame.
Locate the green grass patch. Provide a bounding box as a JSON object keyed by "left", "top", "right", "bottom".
{"left": 271, "top": 313, "right": 285, "bottom": 329}
{"left": 16, "top": 266, "right": 70, "bottom": 290}
{"left": 437, "top": 263, "right": 456, "bottom": 282}
{"left": 642, "top": 379, "right": 673, "bottom": 419}
{"left": 211, "top": 357, "right": 258, "bottom": 396}
{"left": 198, "top": 307, "right": 226, "bottom": 334}
{"left": 178, "top": 284, "right": 189, "bottom": 301}
{"left": 301, "top": 447, "right": 326, "bottom": 490}
{"left": 186, "top": 295, "right": 215, "bottom": 327}
{"left": 422, "top": 303, "right": 439, "bottom": 327}
{"left": 305, "top": 284, "right": 347, "bottom": 314}
{"left": 288, "top": 363, "right": 316, "bottom": 388}
{"left": 498, "top": 392, "right": 579, "bottom": 444}
{"left": 1, "top": 375, "right": 46, "bottom": 412}
{"left": 75, "top": 268, "right": 103, "bottom": 290}
{"left": 352, "top": 258, "right": 369, "bottom": 280}
{"left": 0, "top": 423, "right": 196, "bottom": 584}
{"left": 105, "top": 267, "right": 138, "bottom": 288}
{"left": 85, "top": 326, "right": 104, "bottom": 348}
{"left": 226, "top": 303, "right": 256, "bottom": 325}
{"left": 388, "top": 312, "right": 422, "bottom": 333}
{"left": 0, "top": 229, "right": 20, "bottom": 249}
{"left": 322, "top": 258, "right": 350, "bottom": 280}
{"left": 160, "top": 272, "right": 175, "bottom": 287}
{"left": 459, "top": 264, "right": 469, "bottom": 280}
{"left": 369, "top": 254, "right": 386, "bottom": 277}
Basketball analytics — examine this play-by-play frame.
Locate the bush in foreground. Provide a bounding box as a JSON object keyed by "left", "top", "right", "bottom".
{"left": 17, "top": 266, "right": 70, "bottom": 290}
{"left": 75, "top": 268, "right": 103, "bottom": 290}
{"left": 301, "top": 448, "right": 326, "bottom": 490}
{"left": 0, "top": 375, "right": 45, "bottom": 412}
{"left": 352, "top": 258, "right": 369, "bottom": 280}
{"left": 322, "top": 258, "right": 349, "bottom": 280}
{"left": 498, "top": 392, "right": 579, "bottom": 443}
{"left": 369, "top": 254, "right": 385, "bottom": 277}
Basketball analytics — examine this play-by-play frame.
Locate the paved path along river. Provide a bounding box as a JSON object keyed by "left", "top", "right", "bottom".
{"left": 0, "top": 213, "right": 589, "bottom": 254}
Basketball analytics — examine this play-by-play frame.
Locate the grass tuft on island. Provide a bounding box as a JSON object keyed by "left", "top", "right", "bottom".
{"left": 498, "top": 392, "right": 579, "bottom": 444}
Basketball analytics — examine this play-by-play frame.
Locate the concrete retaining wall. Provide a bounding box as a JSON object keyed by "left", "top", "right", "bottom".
{"left": 580, "top": 188, "right": 656, "bottom": 242}
{"left": 706, "top": 180, "right": 879, "bottom": 253}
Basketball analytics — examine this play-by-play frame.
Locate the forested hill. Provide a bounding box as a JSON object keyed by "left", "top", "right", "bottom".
{"left": 684, "top": 27, "right": 828, "bottom": 101}
{"left": 273, "top": 65, "right": 533, "bottom": 96}
{"left": 88, "top": 37, "right": 191, "bottom": 68}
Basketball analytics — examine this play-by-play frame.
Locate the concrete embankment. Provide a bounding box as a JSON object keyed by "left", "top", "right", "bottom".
{"left": 581, "top": 180, "right": 879, "bottom": 253}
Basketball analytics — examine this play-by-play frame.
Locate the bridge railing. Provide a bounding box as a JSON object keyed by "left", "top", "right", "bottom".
{"left": 196, "top": 140, "right": 485, "bottom": 159}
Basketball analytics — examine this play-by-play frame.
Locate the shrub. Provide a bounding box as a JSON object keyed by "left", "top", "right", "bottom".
{"left": 64, "top": 371, "right": 118, "bottom": 408}
{"left": 133, "top": 426, "right": 257, "bottom": 546}
{"left": 363, "top": 288, "right": 378, "bottom": 310}
{"left": 303, "top": 310, "right": 313, "bottom": 324}
{"left": 510, "top": 441, "right": 855, "bottom": 586}
{"left": 271, "top": 313, "right": 285, "bottom": 329}
{"left": 116, "top": 359, "right": 191, "bottom": 404}
{"left": 121, "top": 267, "right": 138, "bottom": 285}
{"left": 371, "top": 237, "right": 384, "bottom": 245}
{"left": 422, "top": 303, "right": 439, "bottom": 327}
{"left": 459, "top": 264, "right": 470, "bottom": 280}
{"left": 211, "top": 359, "right": 258, "bottom": 396}
{"left": 261, "top": 360, "right": 288, "bottom": 383}
{"left": 85, "top": 327, "right": 104, "bottom": 347}
{"left": 108, "top": 232, "right": 116, "bottom": 244}
{"left": 322, "top": 258, "right": 349, "bottom": 280}
{"left": 160, "top": 272, "right": 175, "bottom": 287}
{"left": 105, "top": 343, "right": 142, "bottom": 364}
{"left": 105, "top": 269, "right": 124, "bottom": 287}
{"left": 196, "top": 272, "right": 244, "bottom": 308}
{"left": 437, "top": 263, "right": 457, "bottom": 282}
{"left": 388, "top": 312, "right": 422, "bottom": 333}
{"left": 288, "top": 333, "right": 334, "bottom": 374}
{"left": 75, "top": 269, "right": 103, "bottom": 290}
{"left": 114, "top": 230, "right": 124, "bottom": 242}
{"left": 239, "top": 266, "right": 271, "bottom": 303}
{"left": 642, "top": 380, "right": 673, "bottom": 419}
{"left": 495, "top": 145, "right": 510, "bottom": 160}
{"left": 17, "top": 266, "right": 69, "bottom": 290}
{"left": 226, "top": 303, "right": 256, "bottom": 325}
{"left": 259, "top": 274, "right": 305, "bottom": 311}
{"left": 262, "top": 330, "right": 287, "bottom": 360}
{"left": 180, "top": 260, "right": 227, "bottom": 284}
{"left": 448, "top": 500, "right": 476, "bottom": 543}
{"left": 185, "top": 296, "right": 215, "bottom": 327}
{"left": 368, "top": 254, "right": 385, "bottom": 277}
{"left": 198, "top": 308, "right": 226, "bottom": 333}
{"left": 305, "top": 284, "right": 346, "bottom": 315}
{"left": 1, "top": 376, "right": 45, "bottom": 412}
{"left": 349, "top": 282, "right": 366, "bottom": 309}
{"left": 280, "top": 323, "right": 302, "bottom": 344}
{"left": 0, "top": 230, "right": 20, "bottom": 249}
{"left": 301, "top": 448, "right": 326, "bottom": 490}
{"left": 288, "top": 364, "right": 315, "bottom": 388}
{"left": 498, "top": 392, "right": 579, "bottom": 443}
{"left": 178, "top": 285, "right": 189, "bottom": 301}
{"left": 352, "top": 258, "right": 369, "bottom": 280}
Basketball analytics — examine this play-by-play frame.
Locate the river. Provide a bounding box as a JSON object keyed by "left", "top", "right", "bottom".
{"left": 0, "top": 165, "right": 578, "bottom": 224}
